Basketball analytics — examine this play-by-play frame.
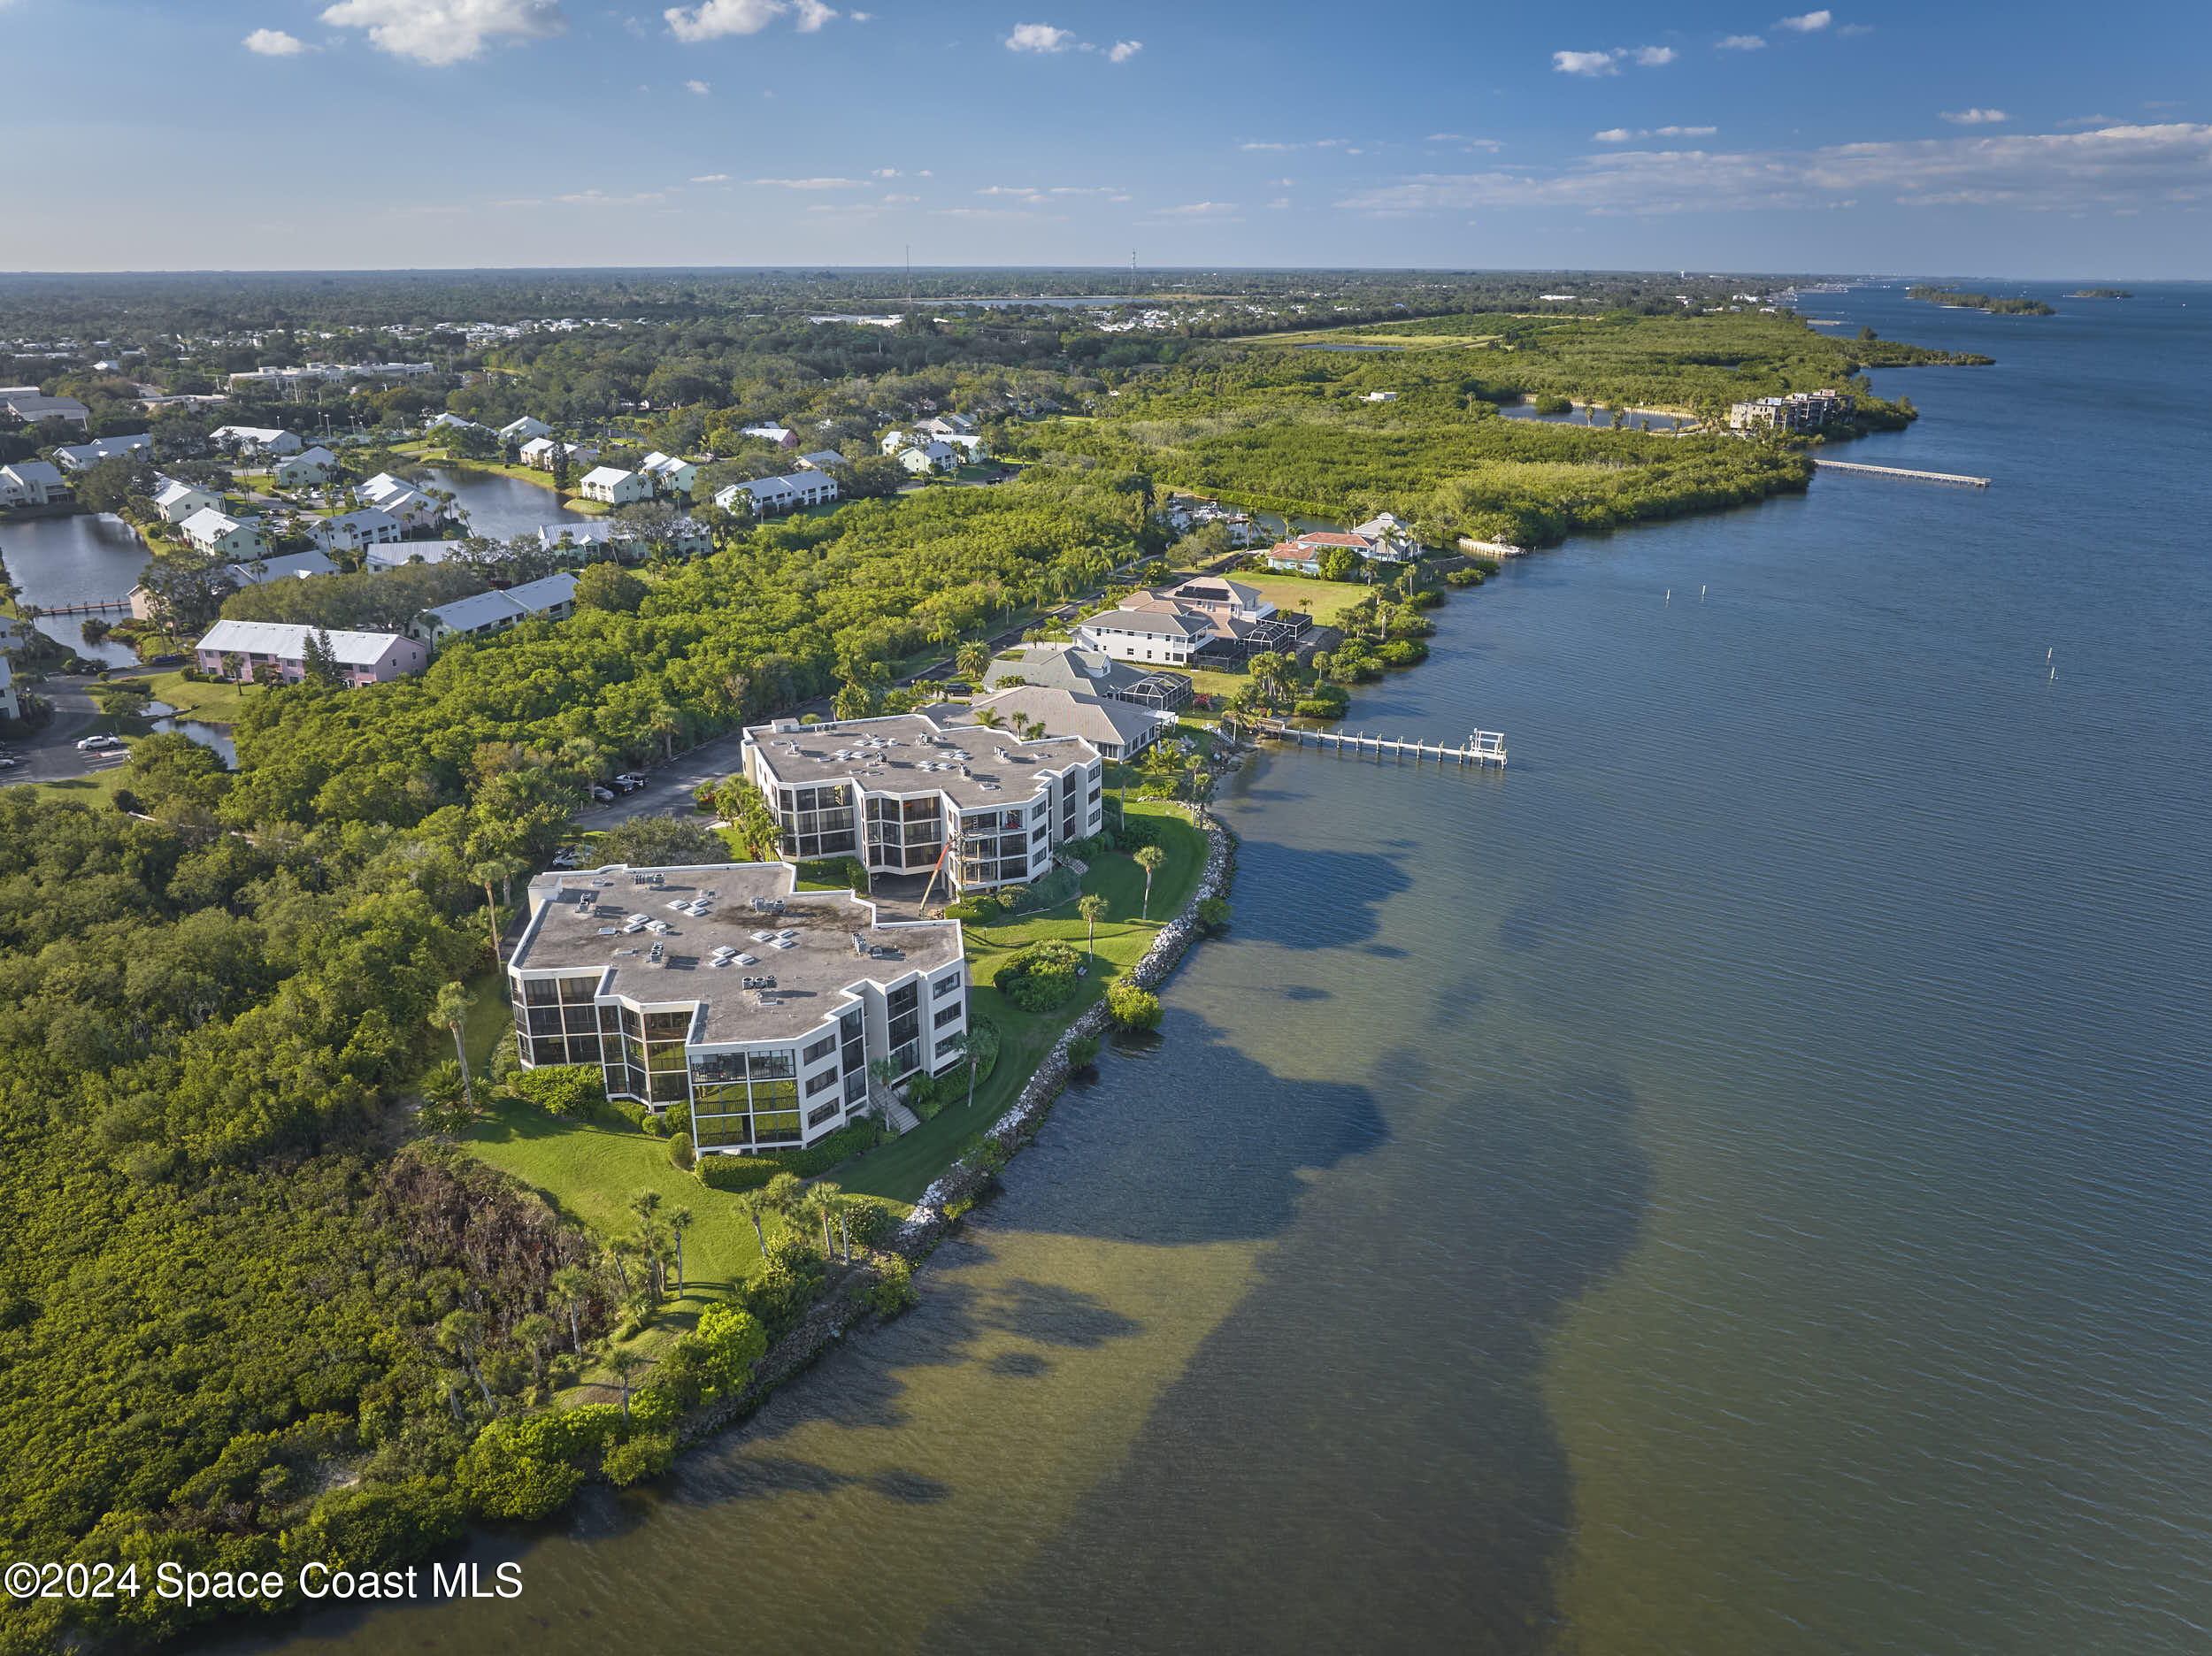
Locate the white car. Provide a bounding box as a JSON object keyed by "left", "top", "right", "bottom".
{"left": 588, "top": 784, "right": 615, "bottom": 801}
{"left": 75, "top": 733, "right": 124, "bottom": 751}
{"left": 614, "top": 773, "right": 647, "bottom": 793}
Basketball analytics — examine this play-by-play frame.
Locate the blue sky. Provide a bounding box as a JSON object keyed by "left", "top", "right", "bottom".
{"left": 5, "top": 0, "right": 2207, "bottom": 275}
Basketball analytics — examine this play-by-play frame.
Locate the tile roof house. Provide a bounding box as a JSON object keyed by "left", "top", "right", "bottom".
{"left": 195, "top": 620, "right": 427, "bottom": 687}
{"left": 411, "top": 571, "right": 579, "bottom": 649}
{"left": 979, "top": 642, "right": 1191, "bottom": 710}
{"left": 947, "top": 683, "right": 1171, "bottom": 761}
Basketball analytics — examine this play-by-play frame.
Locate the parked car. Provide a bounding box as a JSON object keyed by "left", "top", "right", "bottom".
{"left": 613, "top": 773, "right": 646, "bottom": 793}
{"left": 75, "top": 733, "right": 124, "bottom": 751}
{"left": 588, "top": 785, "right": 615, "bottom": 802}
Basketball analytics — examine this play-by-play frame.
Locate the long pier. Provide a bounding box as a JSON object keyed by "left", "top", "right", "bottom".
{"left": 37, "top": 596, "right": 133, "bottom": 616}
{"left": 1814, "top": 459, "right": 1990, "bottom": 488}
{"left": 1241, "top": 717, "right": 1507, "bottom": 768}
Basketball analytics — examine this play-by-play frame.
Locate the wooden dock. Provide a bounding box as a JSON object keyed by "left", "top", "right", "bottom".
{"left": 37, "top": 597, "right": 133, "bottom": 616}
{"left": 1813, "top": 459, "right": 1990, "bottom": 488}
{"left": 1241, "top": 718, "right": 1507, "bottom": 768}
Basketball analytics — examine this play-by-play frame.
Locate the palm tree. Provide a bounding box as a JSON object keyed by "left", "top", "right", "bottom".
{"left": 734, "top": 1190, "right": 769, "bottom": 1256}
{"left": 764, "top": 1170, "right": 805, "bottom": 1237}
{"left": 645, "top": 702, "right": 683, "bottom": 764}
{"left": 1134, "top": 844, "right": 1165, "bottom": 919}
{"left": 429, "top": 982, "right": 474, "bottom": 1115}
{"left": 472, "top": 855, "right": 526, "bottom": 977}
{"left": 668, "top": 1207, "right": 694, "bottom": 1294}
{"left": 438, "top": 1309, "right": 494, "bottom": 1406}
{"left": 607, "top": 1346, "right": 645, "bottom": 1418}
{"left": 804, "top": 1184, "right": 840, "bottom": 1261}
{"left": 956, "top": 641, "right": 993, "bottom": 685}
{"left": 551, "top": 1265, "right": 591, "bottom": 1358}
{"left": 973, "top": 707, "right": 1006, "bottom": 732}
{"left": 515, "top": 1312, "right": 556, "bottom": 1390}
{"left": 1079, "top": 893, "right": 1108, "bottom": 960}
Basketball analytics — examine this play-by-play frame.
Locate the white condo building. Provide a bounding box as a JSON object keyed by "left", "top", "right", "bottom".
{"left": 742, "top": 712, "right": 1103, "bottom": 894}
{"left": 508, "top": 861, "right": 968, "bottom": 1150}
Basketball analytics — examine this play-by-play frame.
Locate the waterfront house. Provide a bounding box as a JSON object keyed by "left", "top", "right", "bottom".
{"left": 508, "top": 859, "right": 969, "bottom": 1141}
{"left": 949, "top": 683, "right": 1172, "bottom": 762}
{"left": 1348, "top": 513, "right": 1418, "bottom": 563}
{"left": 410, "top": 571, "right": 579, "bottom": 650}
{"left": 54, "top": 433, "right": 153, "bottom": 471}
{"left": 151, "top": 476, "right": 220, "bottom": 524}
{"left": 519, "top": 436, "right": 599, "bottom": 472}
{"left": 1073, "top": 600, "right": 1215, "bottom": 666}
{"left": 578, "top": 465, "right": 652, "bottom": 505}
{"left": 499, "top": 416, "right": 553, "bottom": 443}
{"left": 742, "top": 711, "right": 1103, "bottom": 895}
{"left": 981, "top": 641, "right": 1194, "bottom": 713}
{"left": 180, "top": 507, "right": 267, "bottom": 558}
{"left": 311, "top": 507, "right": 403, "bottom": 555}
{"left": 0, "top": 459, "right": 68, "bottom": 507}
{"left": 194, "top": 619, "right": 426, "bottom": 686}
{"left": 1728, "top": 389, "right": 1853, "bottom": 433}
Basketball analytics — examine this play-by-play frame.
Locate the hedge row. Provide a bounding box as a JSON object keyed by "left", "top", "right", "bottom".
{"left": 695, "top": 1120, "right": 882, "bottom": 1189}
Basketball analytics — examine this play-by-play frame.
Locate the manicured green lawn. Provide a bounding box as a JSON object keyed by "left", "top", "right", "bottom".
{"left": 14, "top": 768, "right": 129, "bottom": 807}
{"left": 142, "top": 670, "right": 255, "bottom": 724}
{"left": 838, "top": 800, "right": 1210, "bottom": 1204}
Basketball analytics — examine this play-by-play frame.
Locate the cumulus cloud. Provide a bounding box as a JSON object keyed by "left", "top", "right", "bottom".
{"left": 880, "top": 193, "right": 919, "bottom": 203}
{"left": 1777, "top": 9, "right": 1831, "bottom": 30}
{"left": 319, "top": 0, "right": 568, "bottom": 63}
{"left": 1718, "top": 33, "right": 1764, "bottom": 49}
{"left": 1554, "top": 50, "right": 1617, "bottom": 75}
{"left": 1239, "top": 138, "right": 1344, "bottom": 152}
{"left": 685, "top": 78, "right": 710, "bottom": 93}
{"left": 1941, "top": 107, "right": 2008, "bottom": 125}
{"left": 1632, "top": 45, "right": 1677, "bottom": 65}
{"left": 1160, "top": 201, "right": 1239, "bottom": 215}
{"left": 244, "top": 27, "right": 308, "bottom": 54}
{"left": 749, "top": 176, "right": 869, "bottom": 188}
{"left": 1335, "top": 123, "right": 2212, "bottom": 216}
{"left": 664, "top": 0, "right": 833, "bottom": 40}
{"left": 1107, "top": 39, "right": 1141, "bottom": 63}
{"left": 1006, "top": 21, "right": 1073, "bottom": 51}
{"left": 690, "top": 172, "right": 731, "bottom": 181}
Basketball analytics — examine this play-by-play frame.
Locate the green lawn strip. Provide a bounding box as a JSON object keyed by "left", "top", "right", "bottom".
{"left": 14, "top": 769, "right": 129, "bottom": 806}
{"left": 139, "top": 670, "right": 254, "bottom": 724}
{"left": 836, "top": 801, "right": 1209, "bottom": 1204}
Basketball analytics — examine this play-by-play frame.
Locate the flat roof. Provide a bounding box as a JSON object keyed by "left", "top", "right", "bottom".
{"left": 511, "top": 861, "right": 962, "bottom": 1045}
{"left": 747, "top": 713, "right": 1097, "bottom": 812}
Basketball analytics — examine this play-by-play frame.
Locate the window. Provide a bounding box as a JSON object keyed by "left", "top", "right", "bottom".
{"left": 807, "top": 1100, "right": 841, "bottom": 1129}
{"left": 933, "top": 973, "right": 962, "bottom": 999}
{"left": 805, "top": 1067, "right": 840, "bottom": 1096}
{"left": 803, "top": 1032, "right": 837, "bottom": 1064}
{"left": 934, "top": 1001, "right": 964, "bottom": 1030}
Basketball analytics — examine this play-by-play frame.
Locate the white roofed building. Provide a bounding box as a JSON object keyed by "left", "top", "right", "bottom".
{"left": 180, "top": 508, "right": 267, "bottom": 558}
{"left": 54, "top": 433, "right": 152, "bottom": 471}
{"left": 194, "top": 619, "right": 427, "bottom": 687}
{"left": 577, "top": 466, "right": 652, "bottom": 504}
{"left": 410, "top": 571, "right": 579, "bottom": 650}
{"left": 151, "top": 476, "right": 220, "bottom": 524}
{"left": 310, "top": 507, "right": 403, "bottom": 554}
{"left": 211, "top": 426, "right": 303, "bottom": 456}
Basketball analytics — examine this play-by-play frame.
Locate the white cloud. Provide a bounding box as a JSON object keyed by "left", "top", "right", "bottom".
{"left": 1006, "top": 22, "right": 1073, "bottom": 52}
{"left": 849, "top": 7, "right": 870, "bottom": 16}
{"left": 1107, "top": 39, "right": 1141, "bottom": 62}
{"left": 1049, "top": 185, "right": 1123, "bottom": 195}
{"left": 2059, "top": 114, "right": 2115, "bottom": 129}
{"left": 880, "top": 193, "right": 919, "bottom": 203}
{"left": 1718, "top": 33, "right": 1764, "bottom": 49}
{"left": 1335, "top": 123, "right": 2212, "bottom": 216}
{"left": 872, "top": 166, "right": 902, "bottom": 177}
{"left": 690, "top": 172, "right": 731, "bottom": 181}
{"left": 1837, "top": 20, "right": 1872, "bottom": 34}
{"left": 243, "top": 27, "right": 308, "bottom": 54}
{"left": 1776, "top": 9, "right": 1832, "bottom": 30}
{"left": 1161, "top": 201, "right": 1239, "bottom": 215}
{"left": 1554, "top": 50, "right": 1617, "bottom": 76}
{"left": 1238, "top": 138, "right": 1344, "bottom": 152}
{"left": 1595, "top": 126, "right": 1716, "bottom": 142}
{"left": 977, "top": 185, "right": 1045, "bottom": 196}
{"left": 319, "top": 0, "right": 567, "bottom": 63}
{"left": 686, "top": 78, "right": 710, "bottom": 93}
{"left": 749, "top": 176, "right": 869, "bottom": 188}
{"left": 1632, "top": 45, "right": 1677, "bottom": 65}
{"left": 557, "top": 189, "right": 667, "bottom": 205}
{"left": 938, "top": 206, "right": 1068, "bottom": 219}
{"left": 1593, "top": 128, "right": 1637, "bottom": 143}
{"left": 1940, "top": 108, "right": 2008, "bottom": 125}
{"left": 1659, "top": 125, "right": 1717, "bottom": 136}
{"left": 794, "top": 0, "right": 835, "bottom": 31}
{"left": 664, "top": 0, "right": 806, "bottom": 41}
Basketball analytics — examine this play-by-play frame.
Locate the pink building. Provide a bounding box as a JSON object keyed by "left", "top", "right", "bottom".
{"left": 194, "top": 620, "right": 427, "bottom": 688}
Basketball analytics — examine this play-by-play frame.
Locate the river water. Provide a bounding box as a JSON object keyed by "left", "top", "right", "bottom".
{"left": 223, "top": 283, "right": 2210, "bottom": 1655}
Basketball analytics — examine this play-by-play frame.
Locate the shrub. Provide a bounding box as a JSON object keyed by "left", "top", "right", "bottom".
{"left": 1408, "top": 588, "right": 1445, "bottom": 610}
{"left": 1106, "top": 982, "right": 1163, "bottom": 1031}
{"left": 941, "top": 899, "right": 988, "bottom": 921}
{"left": 667, "top": 1131, "right": 695, "bottom": 1171}
{"left": 1066, "top": 1034, "right": 1101, "bottom": 1068}
{"left": 870, "top": 1259, "right": 918, "bottom": 1318}
{"left": 905, "top": 1070, "right": 941, "bottom": 1119}
{"left": 602, "top": 1432, "right": 677, "bottom": 1487}
{"left": 1378, "top": 640, "right": 1429, "bottom": 667}
{"left": 511, "top": 1063, "right": 604, "bottom": 1117}
{"left": 1116, "top": 814, "right": 1162, "bottom": 851}
{"left": 601, "top": 1096, "right": 664, "bottom": 1135}
{"left": 841, "top": 1200, "right": 895, "bottom": 1248}
{"left": 744, "top": 1237, "right": 826, "bottom": 1338}
{"left": 1196, "top": 896, "right": 1231, "bottom": 932}
{"left": 1445, "top": 567, "right": 1485, "bottom": 588}
{"left": 695, "top": 1120, "right": 881, "bottom": 1189}
{"left": 696, "top": 1155, "right": 775, "bottom": 1192}
{"left": 996, "top": 939, "right": 1084, "bottom": 1012}
{"left": 110, "top": 787, "right": 142, "bottom": 816}
{"left": 1292, "top": 697, "right": 1343, "bottom": 720}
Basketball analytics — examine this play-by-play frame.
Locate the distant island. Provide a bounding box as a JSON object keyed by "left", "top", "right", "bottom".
{"left": 1908, "top": 286, "right": 2056, "bottom": 316}
{"left": 2068, "top": 288, "right": 2134, "bottom": 299}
